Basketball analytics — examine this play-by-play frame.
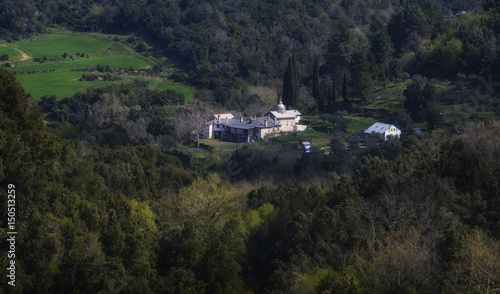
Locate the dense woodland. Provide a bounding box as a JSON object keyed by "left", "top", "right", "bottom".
{"left": 1, "top": 0, "right": 500, "bottom": 293}
{"left": 1, "top": 0, "right": 499, "bottom": 109}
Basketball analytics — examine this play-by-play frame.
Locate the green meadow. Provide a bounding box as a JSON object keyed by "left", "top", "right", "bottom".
{"left": 14, "top": 33, "right": 108, "bottom": 57}
{"left": 0, "top": 46, "right": 21, "bottom": 60}
{"left": 11, "top": 55, "right": 148, "bottom": 73}
{"left": 148, "top": 80, "right": 195, "bottom": 102}
{"left": 15, "top": 71, "right": 119, "bottom": 99}
{"left": 4, "top": 32, "right": 192, "bottom": 101}
{"left": 345, "top": 115, "right": 377, "bottom": 133}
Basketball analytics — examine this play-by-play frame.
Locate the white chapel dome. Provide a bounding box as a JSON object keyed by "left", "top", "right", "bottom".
{"left": 275, "top": 101, "right": 286, "bottom": 114}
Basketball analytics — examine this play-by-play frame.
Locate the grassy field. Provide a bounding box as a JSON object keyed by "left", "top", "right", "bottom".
{"left": 148, "top": 80, "right": 195, "bottom": 102}
{"left": 15, "top": 71, "right": 120, "bottom": 99}
{"left": 0, "top": 46, "right": 21, "bottom": 60}
{"left": 3, "top": 32, "right": 192, "bottom": 101}
{"left": 11, "top": 55, "right": 148, "bottom": 73}
{"left": 14, "top": 33, "right": 108, "bottom": 58}
{"left": 345, "top": 115, "right": 377, "bottom": 133}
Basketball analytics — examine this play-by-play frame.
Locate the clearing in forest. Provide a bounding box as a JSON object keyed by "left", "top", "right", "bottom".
{"left": 4, "top": 32, "right": 193, "bottom": 101}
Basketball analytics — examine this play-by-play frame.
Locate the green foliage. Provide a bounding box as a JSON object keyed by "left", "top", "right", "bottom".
{"left": 244, "top": 203, "right": 275, "bottom": 230}
{"left": 326, "top": 24, "right": 353, "bottom": 84}
{"left": 319, "top": 78, "right": 331, "bottom": 112}
{"left": 388, "top": 1, "right": 444, "bottom": 55}
{"left": 403, "top": 82, "right": 436, "bottom": 123}
{"left": 4, "top": 32, "right": 192, "bottom": 101}
{"left": 349, "top": 48, "right": 373, "bottom": 100}
{"left": 312, "top": 56, "right": 321, "bottom": 110}
{"left": 0, "top": 69, "right": 43, "bottom": 132}
{"left": 354, "top": 227, "right": 440, "bottom": 293}
{"left": 2, "top": 0, "right": 500, "bottom": 292}
{"left": 371, "top": 19, "right": 395, "bottom": 79}
{"left": 417, "top": 12, "right": 496, "bottom": 76}
{"left": 282, "top": 54, "right": 298, "bottom": 108}
{"left": 342, "top": 72, "right": 348, "bottom": 102}
{"left": 0, "top": 46, "right": 21, "bottom": 60}
{"left": 16, "top": 33, "right": 107, "bottom": 57}
{"left": 175, "top": 173, "right": 245, "bottom": 230}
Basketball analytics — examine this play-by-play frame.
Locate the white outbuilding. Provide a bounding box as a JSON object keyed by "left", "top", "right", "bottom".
{"left": 364, "top": 122, "right": 401, "bottom": 140}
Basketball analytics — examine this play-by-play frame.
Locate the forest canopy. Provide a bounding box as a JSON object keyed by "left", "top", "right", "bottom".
{"left": 1, "top": 0, "right": 500, "bottom": 292}
{"left": 2, "top": 0, "right": 498, "bottom": 110}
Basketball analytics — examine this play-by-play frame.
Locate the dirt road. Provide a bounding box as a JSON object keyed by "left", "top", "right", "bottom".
{"left": 14, "top": 47, "right": 30, "bottom": 61}
{"left": 0, "top": 44, "right": 30, "bottom": 61}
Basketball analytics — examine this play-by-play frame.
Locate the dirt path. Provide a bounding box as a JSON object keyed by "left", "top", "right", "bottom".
{"left": 13, "top": 47, "right": 30, "bottom": 61}
{"left": 0, "top": 45, "right": 30, "bottom": 62}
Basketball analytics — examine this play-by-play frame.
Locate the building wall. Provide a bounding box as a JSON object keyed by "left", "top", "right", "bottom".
{"left": 384, "top": 127, "right": 401, "bottom": 140}
{"left": 279, "top": 119, "right": 296, "bottom": 132}
{"left": 202, "top": 124, "right": 213, "bottom": 138}
{"left": 258, "top": 127, "right": 278, "bottom": 139}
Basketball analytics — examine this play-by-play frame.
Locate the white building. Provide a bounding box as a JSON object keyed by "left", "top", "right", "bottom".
{"left": 364, "top": 122, "right": 401, "bottom": 140}
{"left": 203, "top": 102, "right": 305, "bottom": 142}
{"left": 265, "top": 101, "right": 302, "bottom": 132}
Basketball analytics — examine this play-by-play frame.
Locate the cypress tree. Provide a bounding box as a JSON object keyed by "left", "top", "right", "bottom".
{"left": 342, "top": 72, "right": 348, "bottom": 102}
{"left": 312, "top": 56, "right": 320, "bottom": 111}
{"left": 329, "top": 80, "right": 336, "bottom": 111}
{"left": 282, "top": 54, "right": 298, "bottom": 108}
{"left": 371, "top": 23, "right": 394, "bottom": 79}
{"left": 319, "top": 79, "right": 330, "bottom": 112}
{"left": 291, "top": 53, "right": 299, "bottom": 107}
{"left": 326, "top": 23, "right": 353, "bottom": 85}
{"left": 350, "top": 49, "right": 373, "bottom": 100}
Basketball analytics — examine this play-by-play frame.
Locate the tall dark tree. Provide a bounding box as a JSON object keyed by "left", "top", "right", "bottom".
{"left": 342, "top": 72, "right": 348, "bottom": 102}
{"left": 485, "top": 0, "right": 500, "bottom": 36}
{"left": 282, "top": 54, "right": 298, "bottom": 108}
{"left": 403, "top": 82, "right": 436, "bottom": 121}
{"left": 371, "top": 21, "right": 394, "bottom": 79}
{"left": 326, "top": 24, "right": 353, "bottom": 85}
{"left": 329, "top": 80, "right": 336, "bottom": 111}
{"left": 350, "top": 48, "right": 373, "bottom": 100}
{"left": 388, "top": 2, "right": 443, "bottom": 55}
{"left": 403, "top": 82, "right": 424, "bottom": 119}
{"left": 485, "top": 0, "right": 500, "bottom": 11}
{"left": 319, "top": 78, "right": 330, "bottom": 112}
{"left": 313, "top": 56, "right": 321, "bottom": 111}
{"left": 291, "top": 53, "right": 299, "bottom": 107}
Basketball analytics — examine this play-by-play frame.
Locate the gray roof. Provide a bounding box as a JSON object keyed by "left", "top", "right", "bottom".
{"left": 364, "top": 122, "right": 398, "bottom": 134}
{"left": 217, "top": 116, "right": 279, "bottom": 129}
{"left": 267, "top": 110, "right": 301, "bottom": 119}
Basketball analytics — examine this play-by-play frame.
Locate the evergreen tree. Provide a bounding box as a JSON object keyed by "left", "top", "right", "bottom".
{"left": 350, "top": 49, "right": 373, "bottom": 100}
{"left": 485, "top": 0, "right": 500, "bottom": 11}
{"left": 282, "top": 54, "right": 298, "bottom": 108}
{"left": 329, "top": 80, "right": 336, "bottom": 111}
{"left": 403, "top": 82, "right": 436, "bottom": 121}
{"left": 326, "top": 24, "right": 353, "bottom": 85}
{"left": 313, "top": 56, "right": 321, "bottom": 111}
{"left": 319, "top": 79, "right": 330, "bottom": 112}
{"left": 371, "top": 21, "right": 394, "bottom": 79}
{"left": 342, "top": 72, "right": 348, "bottom": 102}
{"left": 291, "top": 53, "right": 299, "bottom": 107}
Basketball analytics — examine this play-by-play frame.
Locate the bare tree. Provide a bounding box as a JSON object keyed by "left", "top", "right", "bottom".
{"left": 354, "top": 226, "right": 441, "bottom": 293}
{"left": 171, "top": 100, "right": 213, "bottom": 147}
{"left": 446, "top": 229, "right": 500, "bottom": 293}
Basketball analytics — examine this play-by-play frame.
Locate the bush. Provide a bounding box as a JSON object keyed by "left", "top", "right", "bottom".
{"left": 0, "top": 54, "right": 9, "bottom": 61}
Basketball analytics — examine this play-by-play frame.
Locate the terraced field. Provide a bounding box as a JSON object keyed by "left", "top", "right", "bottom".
{"left": 0, "top": 45, "right": 22, "bottom": 60}
{"left": 3, "top": 32, "right": 194, "bottom": 101}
